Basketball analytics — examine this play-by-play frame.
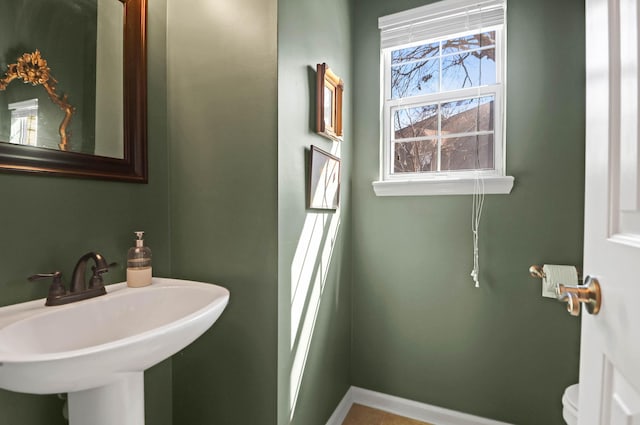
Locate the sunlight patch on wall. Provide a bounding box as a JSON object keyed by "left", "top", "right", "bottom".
{"left": 289, "top": 142, "right": 342, "bottom": 420}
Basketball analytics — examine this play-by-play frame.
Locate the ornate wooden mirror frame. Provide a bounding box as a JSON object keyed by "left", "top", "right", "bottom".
{"left": 0, "top": 0, "right": 147, "bottom": 182}
{"left": 0, "top": 50, "right": 75, "bottom": 152}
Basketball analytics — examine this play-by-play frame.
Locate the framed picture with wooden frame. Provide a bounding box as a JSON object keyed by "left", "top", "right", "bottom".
{"left": 316, "top": 63, "right": 344, "bottom": 141}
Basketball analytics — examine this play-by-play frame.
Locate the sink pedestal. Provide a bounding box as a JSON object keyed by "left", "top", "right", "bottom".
{"left": 68, "top": 373, "right": 144, "bottom": 425}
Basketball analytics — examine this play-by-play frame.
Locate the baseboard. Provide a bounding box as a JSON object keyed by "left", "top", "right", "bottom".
{"left": 325, "top": 387, "right": 356, "bottom": 425}
{"left": 326, "top": 386, "right": 514, "bottom": 425}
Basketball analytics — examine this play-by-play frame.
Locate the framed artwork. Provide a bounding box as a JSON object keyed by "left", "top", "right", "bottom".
{"left": 316, "top": 63, "right": 343, "bottom": 141}
{"left": 308, "top": 145, "right": 341, "bottom": 210}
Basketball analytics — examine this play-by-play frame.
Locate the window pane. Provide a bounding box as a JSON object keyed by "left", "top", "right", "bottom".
{"left": 391, "top": 59, "right": 439, "bottom": 98}
{"left": 480, "top": 51, "right": 496, "bottom": 85}
{"left": 391, "top": 42, "right": 440, "bottom": 64}
{"left": 480, "top": 31, "right": 496, "bottom": 47}
{"left": 393, "top": 104, "right": 438, "bottom": 138}
{"left": 441, "top": 96, "right": 495, "bottom": 133}
{"left": 442, "top": 53, "right": 480, "bottom": 90}
{"left": 478, "top": 96, "right": 495, "bottom": 131}
{"left": 441, "top": 48, "right": 496, "bottom": 91}
{"left": 441, "top": 98, "right": 479, "bottom": 133}
{"left": 442, "top": 31, "right": 495, "bottom": 55}
{"left": 394, "top": 139, "right": 438, "bottom": 173}
{"left": 440, "top": 134, "right": 494, "bottom": 171}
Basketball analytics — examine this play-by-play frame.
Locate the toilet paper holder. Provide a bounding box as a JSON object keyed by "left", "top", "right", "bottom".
{"left": 529, "top": 264, "right": 582, "bottom": 282}
{"left": 529, "top": 265, "right": 601, "bottom": 316}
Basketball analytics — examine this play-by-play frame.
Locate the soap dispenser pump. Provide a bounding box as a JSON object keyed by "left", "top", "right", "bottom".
{"left": 127, "top": 231, "right": 152, "bottom": 287}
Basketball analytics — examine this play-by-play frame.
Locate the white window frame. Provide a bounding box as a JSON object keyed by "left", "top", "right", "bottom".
{"left": 373, "top": 0, "right": 514, "bottom": 196}
{"left": 8, "top": 98, "right": 39, "bottom": 147}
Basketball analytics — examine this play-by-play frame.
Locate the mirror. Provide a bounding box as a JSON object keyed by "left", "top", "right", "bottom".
{"left": 0, "top": 0, "right": 147, "bottom": 182}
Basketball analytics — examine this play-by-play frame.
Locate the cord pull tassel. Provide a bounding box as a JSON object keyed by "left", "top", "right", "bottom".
{"left": 470, "top": 171, "right": 485, "bottom": 288}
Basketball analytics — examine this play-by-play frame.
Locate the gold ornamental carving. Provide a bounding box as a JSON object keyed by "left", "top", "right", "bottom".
{"left": 0, "top": 50, "right": 75, "bottom": 151}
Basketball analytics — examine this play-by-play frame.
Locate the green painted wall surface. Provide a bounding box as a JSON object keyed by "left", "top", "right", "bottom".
{"left": 277, "top": 0, "right": 353, "bottom": 424}
{"left": 0, "top": 0, "right": 172, "bottom": 423}
{"left": 351, "top": 0, "right": 584, "bottom": 424}
{"left": 167, "top": 0, "right": 279, "bottom": 424}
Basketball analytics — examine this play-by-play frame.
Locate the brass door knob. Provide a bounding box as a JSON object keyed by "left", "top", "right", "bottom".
{"left": 556, "top": 276, "right": 601, "bottom": 316}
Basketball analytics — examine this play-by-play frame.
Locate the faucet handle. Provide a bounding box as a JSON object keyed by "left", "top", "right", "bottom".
{"left": 28, "top": 271, "right": 63, "bottom": 282}
{"left": 89, "top": 262, "right": 117, "bottom": 289}
{"left": 28, "top": 271, "right": 67, "bottom": 302}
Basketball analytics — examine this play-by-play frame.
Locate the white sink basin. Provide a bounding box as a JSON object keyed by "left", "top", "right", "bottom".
{"left": 0, "top": 277, "right": 229, "bottom": 425}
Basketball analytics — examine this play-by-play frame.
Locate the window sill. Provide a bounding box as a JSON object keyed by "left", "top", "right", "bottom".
{"left": 372, "top": 175, "right": 514, "bottom": 196}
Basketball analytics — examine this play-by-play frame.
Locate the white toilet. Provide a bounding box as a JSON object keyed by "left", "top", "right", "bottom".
{"left": 562, "top": 384, "right": 579, "bottom": 425}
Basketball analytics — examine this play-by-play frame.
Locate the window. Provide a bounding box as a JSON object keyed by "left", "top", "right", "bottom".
{"left": 8, "top": 99, "right": 38, "bottom": 147}
{"left": 374, "top": 0, "right": 513, "bottom": 196}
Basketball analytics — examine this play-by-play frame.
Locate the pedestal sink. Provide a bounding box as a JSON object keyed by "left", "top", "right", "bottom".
{"left": 0, "top": 277, "right": 229, "bottom": 425}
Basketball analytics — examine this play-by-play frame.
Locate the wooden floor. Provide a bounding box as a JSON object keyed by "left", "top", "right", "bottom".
{"left": 341, "top": 404, "right": 434, "bottom": 425}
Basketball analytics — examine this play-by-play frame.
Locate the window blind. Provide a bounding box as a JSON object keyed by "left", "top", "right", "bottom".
{"left": 8, "top": 99, "right": 38, "bottom": 119}
{"left": 379, "top": 0, "right": 506, "bottom": 49}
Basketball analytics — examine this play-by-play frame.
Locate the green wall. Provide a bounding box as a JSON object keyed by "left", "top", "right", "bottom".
{"left": 277, "top": 0, "right": 353, "bottom": 424}
{"left": 167, "top": 0, "right": 279, "bottom": 424}
{"left": 351, "top": 0, "right": 584, "bottom": 424}
{"left": 0, "top": 0, "right": 588, "bottom": 424}
{"left": 0, "top": 0, "right": 172, "bottom": 423}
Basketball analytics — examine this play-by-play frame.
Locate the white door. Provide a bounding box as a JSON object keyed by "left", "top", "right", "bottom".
{"left": 581, "top": 0, "right": 640, "bottom": 423}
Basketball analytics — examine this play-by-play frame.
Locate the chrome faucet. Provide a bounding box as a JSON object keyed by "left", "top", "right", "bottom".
{"left": 29, "top": 252, "right": 114, "bottom": 306}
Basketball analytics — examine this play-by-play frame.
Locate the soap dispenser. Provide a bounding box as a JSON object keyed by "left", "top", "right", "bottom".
{"left": 127, "top": 231, "right": 152, "bottom": 287}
